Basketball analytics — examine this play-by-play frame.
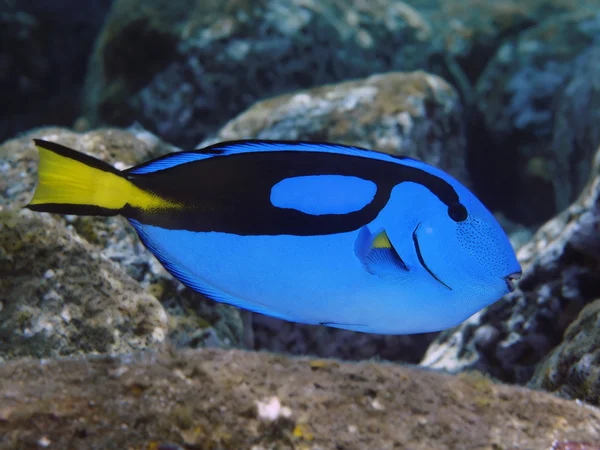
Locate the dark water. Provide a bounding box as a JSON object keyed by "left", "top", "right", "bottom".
{"left": 0, "top": 0, "right": 114, "bottom": 142}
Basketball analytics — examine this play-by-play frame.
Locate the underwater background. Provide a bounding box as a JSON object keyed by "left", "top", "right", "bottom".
{"left": 1, "top": 0, "right": 600, "bottom": 448}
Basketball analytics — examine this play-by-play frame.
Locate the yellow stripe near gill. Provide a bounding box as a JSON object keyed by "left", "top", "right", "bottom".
{"left": 29, "top": 147, "right": 182, "bottom": 211}
{"left": 372, "top": 230, "right": 392, "bottom": 249}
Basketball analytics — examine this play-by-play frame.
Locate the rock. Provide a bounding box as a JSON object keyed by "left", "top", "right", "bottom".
{"left": 197, "top": 70, "right": 466, "bottom": 363}
{"left": 82, "top": 0, "right": 600, "bottom": 151}
{"left": 426, "top": 0, "right": 600, "bottom": 89}
{"left": 204, "top": 71, "right": 469, "bottom": 185}
{"left": 83, "top": 0, "right": 435, "bottom": 148}
{"left": 0, "top": 128, "right": 244, "bottom": 352}
{"left": 250, "top": 316, "right": 437, "bottom": 365}
{"left": 551, "top": 45, "right": 600, "bottom": 212}
{"left": 495, "top": 212, "right": 535, "bottom": 251}
{"left": 420, "top": 145, "right": 600, "bottom": 384}
{"left": 0, "top": 0, "right": 114, "bottom": 144}
{"left": 529, "top": 298, "right": 600, "bottom": 406}
{"left": 472, "top": 10, "right": 600, "bottom": 225}
{"left": 1, "top": 348, "right": 599, "bottom": 449}
{"left": 0, "top": 209, "right": 168, "bottom": 360}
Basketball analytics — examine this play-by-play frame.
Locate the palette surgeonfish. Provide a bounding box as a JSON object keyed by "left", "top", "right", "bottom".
{"left": 27, "top": 139, "right": 521, "bottom": 334}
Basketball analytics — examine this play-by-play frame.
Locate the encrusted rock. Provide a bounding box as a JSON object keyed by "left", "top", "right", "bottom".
{"left": 83, "top": 0, "right": 435, "bottom": 148}
{"left": 0, "top": 128, "right": 244, "bottom": 351}
{"left": 0, "top": 209, "right": 168, "bottom": 360}
{"left": 551, "top": 45, "right": 600, "bottom": 212}
{"left": 1, "top": 348, "right": 600, "bottom": 448}
{"left": 204, "top": 71, "right": 468, "bottom": 185}
{"left": 426, "top": 0, "right": 600, "bottom": 87}
{"left": 529, "top": 298, "right": 600, "bottom": 406}
{"left": 421, "top": 145, "right": 600, "bottom": 384}
{"left": 472, "top": 10, "right": 600, "bottom": 225}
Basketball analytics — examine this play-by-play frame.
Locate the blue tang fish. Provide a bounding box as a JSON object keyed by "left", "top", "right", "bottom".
{"left": 27, "top": 139, "right": 521, "bottom": 334}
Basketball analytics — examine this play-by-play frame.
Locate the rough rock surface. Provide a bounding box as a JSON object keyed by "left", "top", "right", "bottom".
{"left": 426, "top": 0, "right": 600, "bottom": 88}
{"left": 421, "top": 145, "right": 600, "bottom": 385}
{"left": 551, "top": 45, "right": 600, "bottom": 212}
{"left": 1, "top": 348, "right": 600, "bottom": 450}
{"left": 529, "top": 298, "right": 600, "bottom": 406}
{"left": 198, "top": 70, "right": 467, "bottom": 363}
{"left": 0, "top": 128, "right": 244, "bottom": 353}
{"left": 472, "top": 10, "right": 600, "bottom": 225}
{"left": 0, "top": 0, "right": 114, "bottom": 143}
{"left": 81, "top": 0, "right": 600, "bottom": 152}
{"left": 0, "top": 209, "right": 168, "bottom": 361}
{"left": 204, "top": 71, "right": 468, "bottom": 185}
{"left": 83, "top": 0, "right": 436, "bottom": 148}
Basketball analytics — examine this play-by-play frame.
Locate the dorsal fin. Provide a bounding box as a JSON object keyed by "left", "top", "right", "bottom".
{"left": 125, "top": 140, "right": 417, "bottom": 175}
{"left": 125, "top": 152, "right": 215, "bottom": 175}
{"left": 202, "top": 140, "right": 416, "bottom": 163}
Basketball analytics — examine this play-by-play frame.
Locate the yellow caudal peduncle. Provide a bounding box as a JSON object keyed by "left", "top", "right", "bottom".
{"left": 29, "top": 145, "right": 181, "bottom": 212}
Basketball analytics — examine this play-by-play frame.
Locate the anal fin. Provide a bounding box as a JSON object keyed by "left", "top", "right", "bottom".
{"left": 320, "top": 322, "right": 370, "bottom": 333}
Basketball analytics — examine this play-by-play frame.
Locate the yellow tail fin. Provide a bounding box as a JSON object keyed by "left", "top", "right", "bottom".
{"left": 27, "top": 139, "right": 176, "bottom": 215}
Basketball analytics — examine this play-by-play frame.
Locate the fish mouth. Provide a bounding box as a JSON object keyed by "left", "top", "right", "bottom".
{"left": 503, "top": 271, "right": 522, "bottom": 292}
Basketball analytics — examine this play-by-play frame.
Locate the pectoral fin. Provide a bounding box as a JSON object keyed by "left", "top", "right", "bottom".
{"left": 354, "top": 226, "right": 409, "bottom": 279}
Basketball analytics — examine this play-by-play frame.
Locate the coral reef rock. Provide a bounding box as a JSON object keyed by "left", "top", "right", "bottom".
{"left": 529, "top": 297, "right": 600, "bottom": 406}
{"left": 0, "top": 209, "right": 168, "bottom": 361}
{"left": 426, "top": 0, "right": 600, "bottom": 85}
{"left": 550, "top": 45, "right": 600, "bottom": 213}
{"left": 472, "top": 10, "right": 600, "bottom": 225}
{"left": 421, "top": 145, "right": 600, "bottom": 385}
{"left": 1, "top": 348, "right": 600, "bottom": 449}
{"left": 83, "top": 0, "right": 436, "bottom": 148}
{"left": 204, "top": 70, "right": 468, "bottom": 185}
{"left": 0, "top": 128, "right": 244, "bottom": 355}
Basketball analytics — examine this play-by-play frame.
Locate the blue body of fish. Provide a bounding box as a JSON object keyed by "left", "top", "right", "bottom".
{"left": 28, "top": 139, "right": 522, "bottom": 334}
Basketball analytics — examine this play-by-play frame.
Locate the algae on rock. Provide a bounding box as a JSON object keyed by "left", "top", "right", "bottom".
{"left": 203, "top": 70, "right": 469, "bottom": 186}
{"left": 0, "top": 209, "right": 168, "bottom": 360}
{"left": 0, "top": 128, "right": 244, "bottom": 357}
{"left": 84, "top": 0, "right": 436, "bottom": 148}
{"left": 472, "top": 10, "right": 600, "bottom": 225}
{"left": 529, "top": 298, "right": 600, "bottom": 406}
{"left": 1, "top": 348, "right": 599, "bottom": 449}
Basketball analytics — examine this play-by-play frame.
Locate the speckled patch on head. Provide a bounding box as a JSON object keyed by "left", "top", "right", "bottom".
{"left": 456, "top": 217, "right": 511, "bottom": 271}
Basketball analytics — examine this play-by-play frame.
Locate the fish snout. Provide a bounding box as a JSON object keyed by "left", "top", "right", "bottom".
{"left": 503, "top": 271, "right": 522, "bottom": 292}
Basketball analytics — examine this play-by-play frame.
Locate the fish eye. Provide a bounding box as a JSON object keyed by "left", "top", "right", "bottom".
{"left": 448, "top": 203, "right": 468, "bottom": 222}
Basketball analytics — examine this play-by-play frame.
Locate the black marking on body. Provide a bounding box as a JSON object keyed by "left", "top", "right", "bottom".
{"left": 125, "top": 146, "right": 464, "bottom": 236}
{"left": 412, "top": 223, "right": 452, "bottom": 290}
